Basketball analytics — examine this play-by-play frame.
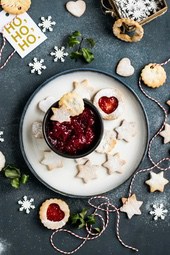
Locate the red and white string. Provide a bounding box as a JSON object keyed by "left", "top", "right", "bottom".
{"left": 50, "top": 57, "right": 170, "bottom": 254}
{"left": 0, "top": 12, "right": 16, "bottom": 69}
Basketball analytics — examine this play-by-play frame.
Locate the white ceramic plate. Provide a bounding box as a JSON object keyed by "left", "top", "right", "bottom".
{"left": 20, "top": 69, "right": 148, "bottom": 197}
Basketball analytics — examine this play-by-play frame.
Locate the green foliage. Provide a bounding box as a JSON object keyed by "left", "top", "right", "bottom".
{"left": 70, "top": 208, "right": 100, "bottom": 232}
{"left": 67, "top": 31, "right": 96, "bottom": 63}
{"left": 3, "top": 165, "right": 29, "bottom": 188}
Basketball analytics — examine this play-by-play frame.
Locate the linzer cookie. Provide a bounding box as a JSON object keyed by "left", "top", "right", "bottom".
{"left": 1, "top": 0, "right": 31, "bottom": 15}
{"left": 93, "top": 88, "right": 124, "bottom": 120}
{"left": 39, "top": 198, "right": 70, "bottom": 230}
{"left": 141, "top": 63, "right": 166, "bottom": 88}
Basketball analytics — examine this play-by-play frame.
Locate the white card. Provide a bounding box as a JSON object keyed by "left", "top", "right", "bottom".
{"left": 1, "top": 11, "right": 47, "bottom": 58}
{"left": 0, "top": 11, "right": 15, "bottom": 33}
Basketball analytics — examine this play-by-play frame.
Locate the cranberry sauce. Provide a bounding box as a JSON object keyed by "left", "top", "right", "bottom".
{"left": 47, "top": 107, "right": 97, "bottom": 155}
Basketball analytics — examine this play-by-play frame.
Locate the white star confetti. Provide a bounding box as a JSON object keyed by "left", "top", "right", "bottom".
{"left": 0, "top": 131, "right": 4, "bottom": 142}
{"left": 29, "top": 58, "right": 46, "bottom": 75}
{"left": 150, "top": 204, "right": 168, "bottom": 220}
{"left": 38, "top": 16, "right": 56, "bottom": 32}
{"left": 18, "top": 196, "right": 35, "bottom": 214}
{"left": 50, "top": 46, "right": 68, "bottom": 62}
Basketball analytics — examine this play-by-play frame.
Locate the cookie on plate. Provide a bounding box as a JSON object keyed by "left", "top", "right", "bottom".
{"left": 141, "top": 63, "right": 166, "bottom": 88}
{"left": 72, "top": 79, "right": 94, "bottom": 100}
{"left": 93, "top": 88, "right": 124, "bottom": 120}
{"left": 1, "top": 0, "right": 31, "bottom": 15}
{"left": 32, "top": 121, "right": 43, "bottom": 138}
{"left": 39, "top": 198, "right": 70, "bottom": 230}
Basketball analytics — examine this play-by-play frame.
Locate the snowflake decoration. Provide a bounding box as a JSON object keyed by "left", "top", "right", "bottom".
{"left": 150, "top": 204, "right": 168, "bottom": 221}
{"left": 50, "top": 46, "right": 68, "bottom": 62}
{"left": 29, "top": 58, "right": 46, "bottom": 75}
{"left": 114, "top": 0, "right": 164, "bottom": 22}
{"left": 0, "top": 131, "right": 4, "bottom": 142}
{"left": 38, "top": 16, "right": 56, "bottom": 32}
{"left": 18, "top": 196, "right": 35, "bottom": 214}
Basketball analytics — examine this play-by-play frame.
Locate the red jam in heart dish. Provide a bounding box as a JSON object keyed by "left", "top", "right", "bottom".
{"left": 47, "top": 203, "right": 65, "bottom": 222}
{"left": 47, "top": 107, "right": 97, "bottom": 155}
{"left": 98, "top": 96, "right": 118, "bottom": 114}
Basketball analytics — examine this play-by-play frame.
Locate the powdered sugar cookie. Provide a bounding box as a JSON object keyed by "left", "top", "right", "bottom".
{"left": 102, "top": 153, "right": 126, "bottom": 175}
{"left": 50, "top": 106, "right": 71, "bottom": 123}
{"left": 66, "top": 0, "right": 86, "bottom": 17}
{"left": 0, "top": 151, "right": 6, "bottom": 171}
{"left": 141, "top": 63, "right": 166, "bottom": 88}
{"left": 76, "top": 160, "right": 98, "bottom": 183}
{"left": 120, "top": 194, "right": 143, "bottom": 219}
{"left": 39, "top": 198, "right": 70, "bottom": 230}
{"left": 145, "top": 171, "right": 169, "bottom": 192}
{"left": 93, "top": 88, "right": 124, "bottom": 120}
{"left": 72, "top": 80, "right": 94, "bottom": 100}
{"left": 38, "top": 96, "right": 56, "bottom": 113}
{"left": 115, "top": 119, "right": 136, "bottom": 142}
{"left": 32, "top": 121, "right": 43, "bottom": 138}
{"left": 41, "top": 151, "right": 63, "bottom": 170}
{"left": 116, "top": 58, "right": 134, "bottom": 77}
{"left": 96, "top": 130, "right": 117, "bottom": 154}
{"left": 59, "top": 92, "right": 84, "bottom": 116}
{"left": 1, "top": 0, "right": 31, "bottom": 15}
{"left": 159, "top": 123, "right": 170, "bottom": 144}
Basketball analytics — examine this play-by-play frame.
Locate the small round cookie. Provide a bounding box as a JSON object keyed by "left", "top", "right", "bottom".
{"left": 141, "top": 63, "right": 166, "bottom": 88}
{"left": 59, "top": 92, "right": 84, "bottom": 116}
{"left": 93, "top": 88, "right": 124, "bottom": 120}
{"left": 1, "top": 0, "right": 31, "bottom": 15}
{"left": 113, "top": 18, "right": 144, "bottom": 43}
{"left": 39, "top": 199, "right": 70, "bottom": 230}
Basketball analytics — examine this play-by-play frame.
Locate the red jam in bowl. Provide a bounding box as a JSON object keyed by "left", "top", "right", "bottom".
{"left": 46, "top": 107, "right": 97, "bottom": 155}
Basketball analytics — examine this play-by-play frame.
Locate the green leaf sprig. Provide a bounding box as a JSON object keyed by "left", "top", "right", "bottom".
{"left": 67, "top": 31, "right": 96, "bottom": 63}
{"left": 3, "top": 165, "right": 29, "bottom": 188}
{"left": 70, "top": 208, "right": 100, "bottom": 233}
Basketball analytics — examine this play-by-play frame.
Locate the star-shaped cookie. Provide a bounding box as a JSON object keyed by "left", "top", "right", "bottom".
{"left": 159, "top": 123, "right": 170, "bottom": 144}
{"left": 145, "top": 171, "right": 169, "bottom": 192}
{"left": 120, "top": 194, "right": 143, "bottom": 219}
{"left": 96, "top": 130, "right": 117, "bottom": 154}
{"left": 76, "top": 160, "right": 98, "bottom": 183}
{"left": 115, "top": 120, "right": 136, "bottom": 142}
{"left": 102, "top": 153, "right": 126, "bottom": 175}
{"left": 41, "top": 151, "right": 63, "bottom": 170}
{"left": 72, "top": 80, "right": 94, "bottom": 100}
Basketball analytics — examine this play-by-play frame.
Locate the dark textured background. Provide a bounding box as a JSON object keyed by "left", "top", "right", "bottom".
{"left": 0, "top": 0, "right": 170, "bottom": 254}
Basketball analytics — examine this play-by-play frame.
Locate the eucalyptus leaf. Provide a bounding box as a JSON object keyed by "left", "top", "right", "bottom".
{"left": 21, "top": 174, "right": 29, "bottom": 184}
{"left": 81, "top": 48, "right": 94, "bottom": 63}
{"left": 4, "top": 166, "right": 21, "bottom": 179}
{"left": 11, "top": 178, "right": 20, "bottom": 189}
{"left": 86, "top": 38, "right": 96, "bottom": 48}
{"left": 72, "top": 31, "right": 81, "bottom": 37}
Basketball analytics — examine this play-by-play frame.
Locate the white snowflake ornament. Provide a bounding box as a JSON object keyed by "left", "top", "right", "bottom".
{"left": 150, "top": 204, "right": 168, "bottom": 221}
{"left": 50, "top": 46, "right": 68, "bottom": 62}
{"left": 29, "top": 58, "right": 46, "bottom": 75}
{"left": 38, "top": 16, "right": 56, "bottom": 32}
{"left": 18, "top": 196, "right": 35, "bottom": 214}
{"left": 0, "top": 131, "right": 4, "bottom": 142}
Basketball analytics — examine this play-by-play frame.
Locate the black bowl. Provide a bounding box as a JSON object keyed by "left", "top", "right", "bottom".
{"left": 42, "top": 99, "right": 104, "bottom": 159}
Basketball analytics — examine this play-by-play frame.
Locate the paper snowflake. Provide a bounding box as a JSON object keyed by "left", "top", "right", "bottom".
{"left": 38, "top": 16, "right": 56, "bottom": 32}
{"left": 29, "top": 58, "right": 46, "bottom": 75}
{"left": 50, "top": 46, "right": 68, "bottom": 62}
{"left": 150, "top": 204, "right": 168, "bottom": 220}
{"left": 18, "top": 196, "right": 35, "bottom": 214}
{"left": 0, "top": 131, "right": 4, "bottom": 142}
